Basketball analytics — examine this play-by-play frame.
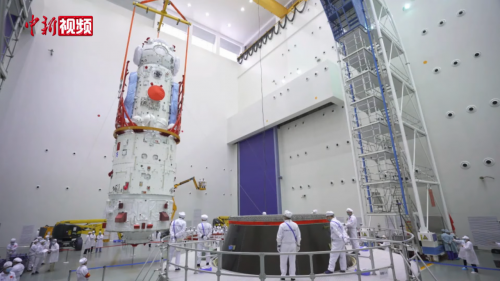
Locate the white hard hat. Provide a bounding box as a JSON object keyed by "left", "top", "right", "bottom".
{"left": 10, "top": 238, "right": 16, "bottom": 242}
{"left": 346, "top": 208, "right": 353, "bottom": 212}
{"left": 179, "top": 212, "right": 186, "bottom": 218}
{"left": 312, "top": 209, "right": 318, "bottom": 214}
{"left": 326, "top": 211, "right": 334, "bottom": 216}
{"left": 462, "top": 236, "right": 469, "bottom": 240}
{"left": 79, "top": 257, "right": 87, "bottom": 264}
{"left": 262, "top": 212, "right": 267, "bottom": 215}
{"left": 13, "top": 258, "right": 22, "bottom": 263}
{"left": 53, "top": 239, "right": 57, "bottom": 242}
{"left": 3, "top": 262, "right": 12, "bottom": 268}
{"left": 284, "top": 210, "right": 292, "bottom": 218}
{"left": 201, "top": 214, "right": 208, "bottom": 220}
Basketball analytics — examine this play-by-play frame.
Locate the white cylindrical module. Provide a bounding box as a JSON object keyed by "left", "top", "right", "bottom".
{"left": 105, "top": 38, "right": 180, "bottom": 244}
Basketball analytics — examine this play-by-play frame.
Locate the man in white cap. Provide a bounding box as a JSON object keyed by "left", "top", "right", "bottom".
{"left": 83, "top": 232, "right": 92, "bottom": 254}
{"left": 169, "top": 211, "right": 187, "bottom": 271}
{"left": 277, "top": 210, "right": 301, "bottom": 281}
{"left": 28, "top": 239, "right": 39, "bottom": 271}
{"left": 76, "top": 258, "right": 91, "bottom": 281}
{"left": 0, "top": 262, "right": 16, "bottom": 280}
{"left": 6, "top": 238, "right": 18, "bottom": 258}
{"left": 454, "top": 236, "right": 479, "bottom": 274}
{"left": 48, "top": 239, "right": 59, "bottom": 271}
{"left": 324, "top": 211, "right": 349, "bottom": 274}
{"left": 12, "top": 258, "right": 24, "bottom": 280}
{"left": 42, "top": 235, "right": 50, "bottom": 265}
{"left": 196, "top": 214, "right": 213, "bottom": 268}
{"left": 262, "top": 212, "right": 267, "bottom": 215}
{"left": 96, "top": 231, "right": 104, "bottom": 253}
{"left": 345, "top": 208, "right": 360, "bottom": 254}
{"left": 90, "top": 231, "right": 96, "bottom": 253}
{"left": 32, "top": 240, "right": 46, "bottom": 274}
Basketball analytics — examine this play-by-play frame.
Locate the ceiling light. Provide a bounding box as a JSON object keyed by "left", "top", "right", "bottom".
{"left": 281, "top": 79, "right": 286, "bottom": 84}
{"left": 228, "top": 23, "right": 231, "bottom": 27}
{"left": 206, "top": 12, "right": 209, "bottom": 16}
{"left": 402, "top": 3, "right": 411, "bottom": 11}
{"left": 187, "top": 3, "right": 191, "bottom": 7}
{"left": 249, "top": 0, "right": 253, "bottom": 2}
{"left": 241, "top": 7, "right": 245, "bottom": 11}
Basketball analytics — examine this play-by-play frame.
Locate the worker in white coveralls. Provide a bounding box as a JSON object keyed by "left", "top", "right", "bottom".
{"left": 76, "top": 258, "right": 91, "bottom": 281}
{"left": 48, "top": 239, "right": 59, "bottom": 272}
{"left": 96, "top": 231, "right": 104, "bottom": 252}
{"left": 90, "top": 231, "right": 96, "bottom": 253}
{"left": 324, "top": 211, "right": 349, "bottom": 274}
{"left": 454, "top": 236, "right": 479, "bottom": 274}
{"left": 277, "top": 210, "right": 301, "bottom": 281}
{"left": 0, "top": 262, "right": 17, "bottom": 280}
{"left": 169, "top": 211, "right": 187, "bottom": 271}
{"left": 345, "top": 208, "right": 360, "bottom": 254}
{"left": 83, "top": 233, "right": 92, "bottom": 254}
{"left": 196, "top": 214, "right": 213, "bottom": 268}
{"left": 6, "top": 238, "right": 18, "bottom": 258}
{"left": 12, "top": 258, "right": 24, "bottom": 281}
{"left": 28, "top": 239, "right": 39, "bottom": 271}
{"left": 32, "top": 240, "right": 46, "bottom": 274}
{"left": 42, "top": 235, "right": 50, "bottom": 265}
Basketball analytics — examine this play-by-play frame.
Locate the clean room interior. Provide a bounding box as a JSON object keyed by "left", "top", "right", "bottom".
{"left": 0, "top": 0, "right": 499, "bottom": 280}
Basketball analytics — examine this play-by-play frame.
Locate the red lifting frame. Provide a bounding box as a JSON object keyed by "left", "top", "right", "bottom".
{"left": 115, "top": 0, "right": 190, "bottom": 139}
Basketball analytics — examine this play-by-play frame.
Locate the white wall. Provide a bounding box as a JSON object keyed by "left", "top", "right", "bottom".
{"left": 0, "top": 0, "right": 238, "bottom": 245}
{"left": 235, "top": 0, "right": 500, "bottom": 243}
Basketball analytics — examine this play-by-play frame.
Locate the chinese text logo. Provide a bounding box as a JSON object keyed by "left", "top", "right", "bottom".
{"left": 25, "top": 15, "right": 93, "bottom": 36}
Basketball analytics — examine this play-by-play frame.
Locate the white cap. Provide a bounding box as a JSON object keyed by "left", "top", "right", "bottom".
{"left": 33, "top": 239, "right": 39, "bottom": 243}
{"left": 179, "top": 212, "right": 186, "bottom": 218}
{"left": 46, "top": 235, "right": 49, "bottom": 238}
{"left": 53, "top": 239, "right": 57, "bottom": 242}
{"left": 284, "top": 210, "right": 292, "bottom": 218}
{"left": 262, "top": 212, "right": 267, "bottom": 215}
{"left": 326, "top": 211, "right": 334, "bottom": 216}
{"left": 3, "top": 262, "right": 12, "bottom": 268}
{"left": 201, "top": 214, "right": 208, "bottom": 220}
{"left": 79, "top": 257, "right": 87, "bottom": 264}
{"left": 346, "top": 208, "right": 353, "bottom": 212}
{"left": 381, "top": 235, "right": 387, "bottom": 239}
{"left": 462, "top": 236, "right": 469, "bottom": 240}
{"left": 312, "top": 209, "right": 318, "bottom": 214}
{"left": 13, "top": 258, "right": 22, "bottom": 263}
{"left": 10, "top": 238, "right": 16, "bottom": 242}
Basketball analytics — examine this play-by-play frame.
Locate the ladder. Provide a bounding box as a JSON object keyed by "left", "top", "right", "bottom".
{"left": 0, "top": 0, "right": 33, "bottom": 91}
{"left": 320, "top": 0, "right": 451, "bottom": 239}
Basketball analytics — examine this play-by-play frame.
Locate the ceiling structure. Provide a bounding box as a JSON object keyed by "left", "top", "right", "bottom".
{"left": 107, "top": 0, "right": 292, "bottom": 47}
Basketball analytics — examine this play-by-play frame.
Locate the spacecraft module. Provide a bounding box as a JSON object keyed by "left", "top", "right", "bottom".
{"left": 104, "top": 38, "right": 181, "bottom": 245}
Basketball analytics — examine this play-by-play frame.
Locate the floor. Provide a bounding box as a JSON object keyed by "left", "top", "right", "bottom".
{"left": 15, "top": 243, "right": 500, "bottom": 280}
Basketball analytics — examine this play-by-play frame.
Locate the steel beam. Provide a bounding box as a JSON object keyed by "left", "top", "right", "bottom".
{"left": 254, "top": 0, "right": 289, "bottom": 18}
{"left": 132, "top": 2, "right": 191, "bottom": 26}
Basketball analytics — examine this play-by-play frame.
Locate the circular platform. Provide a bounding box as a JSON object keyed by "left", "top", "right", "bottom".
{"left": 221, "top": 214, "right": 354, "bottom": 275}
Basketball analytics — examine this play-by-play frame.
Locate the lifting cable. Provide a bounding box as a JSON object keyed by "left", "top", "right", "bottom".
{"left": 237, "top": 1, "right": 307, "bottom": 64}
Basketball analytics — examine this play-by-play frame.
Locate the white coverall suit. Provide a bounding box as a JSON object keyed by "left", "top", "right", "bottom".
{"left": 277, "top": 220, "right": 301, "bottom": 277}
{"left": 96, "top": 234, "right": 104, "bottom": 252}
{"left": 76, "top": 265, "right": 90, "bottom": 281}
{"left": 196, "top": 221, "right": 213, "bottom": 266}
{"left": 6, "top": 242, "right": 18, "bottom": 258}
{"left": 169, "top": 218, "right": 187, "bottom": 268}
{"left": 328, "top": 218, "right": 349, "bottom": 272}
{"left": 346, "top": 215, "right": 359, "bottom": 250}
{"left": 33, "top": 243, "right": 45, "bottom": 272}
{"left": 28, "top": 243, "right": 38, "bottom": 270}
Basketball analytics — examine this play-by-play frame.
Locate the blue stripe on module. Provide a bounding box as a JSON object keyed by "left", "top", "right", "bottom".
{"left": 71, "top": 259, "right": 162, "bottom": 272}
{"left": 421, "top": 261, "right": 500, "bottom": 271}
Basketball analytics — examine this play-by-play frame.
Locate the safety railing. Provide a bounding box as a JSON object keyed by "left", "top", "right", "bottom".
{"left": 149, "top": 231, "right": 428, "bottom": 281}
{"left": 0, "top": 246, "right": 31, "bottom": 259}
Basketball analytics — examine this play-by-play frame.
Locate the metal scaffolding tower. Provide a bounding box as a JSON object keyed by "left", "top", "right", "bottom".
{"left": 320, "top": 0, "right": 451, "bottom": 240}
{"left": 1, "top": 0, "right": 32, "bottom": 91}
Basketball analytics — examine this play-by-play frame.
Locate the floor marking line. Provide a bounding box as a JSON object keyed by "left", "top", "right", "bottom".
{"left": 420, "top": 261, "right": 500, "bottom": 271}
{"left": 420, "top": 263, "right": 433, "bottom": 270}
